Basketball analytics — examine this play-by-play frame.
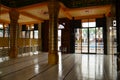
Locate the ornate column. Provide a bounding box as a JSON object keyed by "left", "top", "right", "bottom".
{"left": 38, "top": 23, "right": 42, "bottom": 51}
{"left": 9, "top": 8, "right": 19, "bottom": 58}
{"left": 48, "top": 0, "right": 60, "bottom": 64}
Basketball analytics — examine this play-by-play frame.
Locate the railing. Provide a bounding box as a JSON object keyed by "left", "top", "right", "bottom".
{"left": 0, "top": 38, "right": 41, "bottom": 57}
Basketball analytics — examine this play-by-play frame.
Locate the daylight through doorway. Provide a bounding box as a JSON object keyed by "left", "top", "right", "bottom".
{"left": 75, "top": 19, "right": 104, "bottom": 54}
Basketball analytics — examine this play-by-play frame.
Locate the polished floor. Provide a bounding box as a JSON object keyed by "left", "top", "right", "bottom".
{"left": 0, "top": 52, "right": 119, "bottom": 80}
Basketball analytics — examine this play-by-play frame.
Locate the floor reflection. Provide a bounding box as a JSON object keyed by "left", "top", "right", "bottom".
{"left": 74, "top": 54, "right": 117, "bottom": 80}
{"left": 58, "top": 52, "right": 63, "bottom": 80}
{"left": 0, "top": 53, "right": 118, "bottom": 80}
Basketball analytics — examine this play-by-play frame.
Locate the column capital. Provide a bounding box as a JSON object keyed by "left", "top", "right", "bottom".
{"left": 9, "top": 8, "right": 19, "bottom": 22}
{"left": 48, "top": 0, "right": 60, "bottom": 17}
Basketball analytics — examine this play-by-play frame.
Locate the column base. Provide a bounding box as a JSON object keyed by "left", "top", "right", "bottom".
{"left": 48, "top": 52, "right": 58, "bottom": 64}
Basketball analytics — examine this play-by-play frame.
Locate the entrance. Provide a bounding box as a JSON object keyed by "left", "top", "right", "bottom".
{"left": 58, "top": 30, "right": 61, "bottom": 51}
{"left": 58, "top": 24, "right": 64, "bottom": 52}
{"left": 75, "top": 19, "right": 104, "bottom": 54}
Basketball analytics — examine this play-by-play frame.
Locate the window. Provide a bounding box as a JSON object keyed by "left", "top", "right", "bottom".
{"left": 0, "top": 24, "right": 3, "bottom": 37}
{"left": 82, "top": 19, "right": 96, "bottom": 27}
{"left": 22, "top": 31, "right": 26, "bottom": 38}
{"left": 34, "top": 30, "right": 38, "bottom": 39}
{"left": 21, "top": 24, "right": 39, "bottom": 39}
{"left": 26, "top": 31, "right": 30, "bottom": 38}
{"left": 0, "top": 24, "right": 3, "bottom": 29}
{"left": 4, "top": 24, "right": 9, "bottom": 37}
{"left": 30, "top": 31, "right": 33, "bottom": 38}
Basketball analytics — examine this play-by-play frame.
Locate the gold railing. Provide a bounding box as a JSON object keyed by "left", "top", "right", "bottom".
{"left": 0, "top": 38, "right": 40, "bottom": 47}
{"left": 0, "top": 38, "right": 9, "bottom": 47}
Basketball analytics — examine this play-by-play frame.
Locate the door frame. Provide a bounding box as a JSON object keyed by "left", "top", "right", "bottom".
{"left": 75, "top": 27, "right": 104, "bottom": 54}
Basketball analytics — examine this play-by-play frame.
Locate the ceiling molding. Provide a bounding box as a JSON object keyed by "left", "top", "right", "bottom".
{"left": 75, "top": 14, "right": 104, "bottom": 20}
{"left": 20, "top": 11, "right": 43, "bottom": 21}
{"left": 66, "top": 5, "right": 112, "bottom": 12}
{"left": 0, "top": 19, "right": 10, "bottom": 23}
{"left": 18, "top": 2, "right": 48, "bottom": 11}
{"left": 59, "top": 2, "right": 67, "bottom": 9}
{"left": 0, "top": 10, "right": 9, "bottom": 15}
{"left": 105, "top": 5, "right": 112, "bottom": 17}
{"left": 0, "top": 4, "right": 10, "bottom": 10}
{"left": 60, "top": 8, "right": 72, "bottom": 20}
{"left": 59, "top": 2, "right": 72, "bottom": 19}
{"left": 19, "top": 21, "right": 43, "bottom": 24}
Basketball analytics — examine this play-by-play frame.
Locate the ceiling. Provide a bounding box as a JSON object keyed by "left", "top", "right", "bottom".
{"left": 0, "top": 0, "right": 114, "bottom": 24}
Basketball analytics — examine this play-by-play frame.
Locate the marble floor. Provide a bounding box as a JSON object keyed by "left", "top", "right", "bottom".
{"left": 0, "top": 52, "right": 119, "bottom": 80}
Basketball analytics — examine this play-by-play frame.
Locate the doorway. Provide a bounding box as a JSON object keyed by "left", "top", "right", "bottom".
{"left": 58, "top": 30, "right": 61, "bottom": 51}
{"left": 75, "top": 19, "right": 104, "bottom": 54}
{"left": 75, "top": 28, "right": 103, "bottom": 54}
{"left": 58, "top": 24, "right": 64, "bottom": 52}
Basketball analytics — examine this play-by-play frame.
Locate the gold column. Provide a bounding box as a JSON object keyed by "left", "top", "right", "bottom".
{"left": 9, "top": 8, "right": 19, "bottom": 58}
{"left": 38, "top": 23, "right": 42, "bottom": 51}
{"left": 48, "top": 0, "right": 60, "bottom": 64}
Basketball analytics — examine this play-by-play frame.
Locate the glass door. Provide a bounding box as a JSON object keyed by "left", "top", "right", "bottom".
{"left": 89, "top": 28, "right": 96, "bottom": 53}
{"left": 75, "top": 29, "right": 82, "bottom": 53}
{"left": 82, "top": 28, "right": 88, "bottom": 53}
{"left": 75, "top": 19, "right": 104, "bottom": 54}
{"left": 96, "top": 27, "right": 104, "bottom": 54}
{"left": 75, "top": 27, "right": 104, "bottom": 54}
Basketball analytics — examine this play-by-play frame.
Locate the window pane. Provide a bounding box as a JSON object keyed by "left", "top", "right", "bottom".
{"left": 34, "top": 30, "right": 38, "bottom": 39}
{"left": 0, "top": 30, "right": 3, "bottom": 37}
{"left": 30, "top": 31, "right": 33, "bottom": 38}
{"left": 89, "top": 22, "right": 96, "bottom": 27}
{"left": 0, "top": 24, "right": 3, "bottom": 29}
{"left": 82, "top": 28, "right": 88, "bottom": 53}
{"left": 89, "top": 28, "right": 96, "bottom": 53}
{"left": 26, "top": 31, "right": 30, "bottom": 38}
{"left": 82, "top": 19, "right": 96, "bottom": 28}
{"left": 82, "top": 22, "right": 89, "bottom": 27}
{"left": 5, "top": 27, "right": 9, "bottom": 37}
{"left": 22, "top": 31, "right": 26, "bottom": 38}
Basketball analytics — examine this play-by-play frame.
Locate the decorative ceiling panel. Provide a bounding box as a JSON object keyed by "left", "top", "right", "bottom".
{"left": 18, "top": 14, "right": 41, "bottom": 23}
{"left": 1, "top": 0, "right": 115, "bottom": 8}
{"left": 1, "top": 0, "right": 46, "bottom": 8}
{"left": 24, "top": 6, "right": 49, "bottom": 20}
{"left": 0, "top": 1, "right": 113, "bottom": 24}
{"left": 60, "top": 0, "right": 114, "bottom": 8}
{"left": 67, "top": 5, "right": 111, "bottom": 17}
{"left": 0, "top": 14, "right": 10, "bottom": 22}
